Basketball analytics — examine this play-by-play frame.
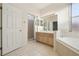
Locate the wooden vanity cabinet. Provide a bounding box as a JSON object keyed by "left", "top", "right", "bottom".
{"left": 36, "top": 32, "right": 54, "bottom": 46}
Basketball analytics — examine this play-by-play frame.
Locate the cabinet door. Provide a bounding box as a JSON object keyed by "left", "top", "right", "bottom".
{"left": 48, "top": 38, "right": 53, "bottom": 45}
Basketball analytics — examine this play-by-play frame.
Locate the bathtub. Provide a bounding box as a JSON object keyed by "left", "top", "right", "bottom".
{"left": 56, "top": 37, "right": 79, "bottom": 56}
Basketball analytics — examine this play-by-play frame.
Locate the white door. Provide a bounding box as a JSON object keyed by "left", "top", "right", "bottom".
{"left": 2, "top": 5, "right": 14, "bottom": 54}
{"left": 2, "top": 4, "right": 27, "bottom": 55}
{"left": 21, "top": 13, "right": 28, "bottom": 46}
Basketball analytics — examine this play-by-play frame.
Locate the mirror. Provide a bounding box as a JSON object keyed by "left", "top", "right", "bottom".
{"left": 35, "top": 14, "right": 58, "bottom": 32}
{"left": 40, "top": 20, "right": 44, "bottom": 26}
{"left": 53, "top": 21, "right": 58, "bottom": 31}
{"left": 43, "top": 20, "right": 47, "bottom": 31}
{"left": 35, "top": 19, "right": 39, "bottom": 26}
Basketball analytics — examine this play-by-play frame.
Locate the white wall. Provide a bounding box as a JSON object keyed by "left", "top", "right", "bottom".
{"left": 56, "top": 4, "right": 71, "bottom": 37}
{"left": 34, "top": 4, "right": 69, "bottom": 34}
{"left": 56, "top": 5, "right": 71, "bottom": 31}
{"left": 38, "top": 3, "right": 71, "bottom": 38}
{"left": 56, "top": 4, "right": 79, "bottom": 38}
{"left": 37, "top": 4, "right": 70, "bottom": 33}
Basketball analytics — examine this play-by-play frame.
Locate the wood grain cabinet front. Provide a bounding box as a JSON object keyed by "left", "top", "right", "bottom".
{"left": 36, "top": 32, "right": 54, "bottom": 46}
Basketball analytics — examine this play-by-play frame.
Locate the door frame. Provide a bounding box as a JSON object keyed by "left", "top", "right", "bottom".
{"left": 0, "top": 4, "right": 2, "bottom": 56}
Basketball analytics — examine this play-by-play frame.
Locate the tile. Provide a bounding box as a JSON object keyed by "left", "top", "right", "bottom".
{"left": 5, "top": 40, "right": 58, "bottom": 56}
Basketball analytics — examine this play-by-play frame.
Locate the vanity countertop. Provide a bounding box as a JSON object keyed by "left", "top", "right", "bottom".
{"left": 37, "top": 31, "right": 54, "bottom": 33}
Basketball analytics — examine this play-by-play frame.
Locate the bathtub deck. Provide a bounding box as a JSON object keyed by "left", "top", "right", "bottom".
{"left": 56, "top": 37, "right": 79, "bottom": 56}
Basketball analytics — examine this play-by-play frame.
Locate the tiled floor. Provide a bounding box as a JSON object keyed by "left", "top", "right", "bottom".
{"left": 5, "top": 40, "right": 58, "bottom": 56}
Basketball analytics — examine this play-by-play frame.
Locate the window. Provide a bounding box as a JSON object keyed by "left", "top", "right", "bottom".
{"left": 72, "top": 3, "right": 79, "bottom": 31}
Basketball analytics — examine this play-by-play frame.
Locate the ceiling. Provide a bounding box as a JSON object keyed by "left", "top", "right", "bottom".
{"left": 12, "top": 3, "right": 51, "bottom": 10}
{"left": 20, "top": 3, "right": 68, "bottom": 10}
{"left": 29, "top": 3, "right": 51, "bottom": 10}
{"left": 13, "top": 3, "right": 69, "bottom": 10}
{"left": 11, "top": 3, "right": 69, "bottom": 15}
{"left": 40, "top": 3, "right": 69, "bottom": 15}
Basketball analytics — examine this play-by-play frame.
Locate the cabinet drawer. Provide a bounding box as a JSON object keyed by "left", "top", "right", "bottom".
{"left": 36, "top": 32, "right": 54, "bottom": 46}
{"left": 47, "top": 38, "right": 53, "bottom": 45}
{"left": 48, "top": 34, "right": 53, "bottom": 38}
